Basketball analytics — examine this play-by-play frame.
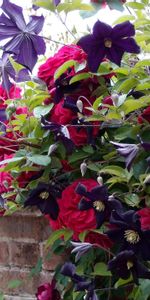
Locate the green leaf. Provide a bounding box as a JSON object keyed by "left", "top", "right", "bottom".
{"left": 113, "top": 15, "right": 135, "bottom": 25}
{"left": 0, "top": 156, "right": 24, "bottom": 166}
{"left": 124, "top": 194, "right": 140, "bottom": 208}
{"left": 100, "top": 165, "right": 127, "bottom": 178}
{"left": 33, "top": 0, "right": 55, "bottom": 11}
{"left": 92, "top": 262, "right": 112, "bottom": 276}
{"left": 117, "top": 78, "right": 139, "bottom": 93}
{"left": 54, "top": 60, "right": 76, "bottom": 80}
{"left": 8, "top": 279, "right": 22, "bottom": 289}
{"left": 120, "top": 99, "right": 150, "bottom": 115}
{"left": 69, "top": 73, "right": 91, "bottom": 84}
{"left": 46, "top": 228, "right": 73, "bottom": 248}
{"left": 27, "top": 155, "right": 51, "bottom": 166}
{"left": 126, "top": 2, "right": 145, "bottom": 9}
{"left": 135, "top": 59, "right": 150, "bottom": 68}
{"left": 0, "top": 293, "right": 4, "bottom": 300}
{"left": 9, "top": 57, "right": 24, "bottom": 73}
{"left": 115, "top": 275, "right": 133, "bottom": 289}
{"left": 33, "top": 104, "right": 54, "bottom": 118}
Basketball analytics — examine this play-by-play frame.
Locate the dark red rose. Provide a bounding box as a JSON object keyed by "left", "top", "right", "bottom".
{"left": 138, "top": 208, "right": 150, "bottom": 230}
{"left": 61, "top": 160, "right": 73, "bottom": 171}
{"left": 47, "top": 179, "right": 98, "bottom": 240}
{"left": 50, "top": 98, "right": 99, "bottom": 146}
{"left": 85, "top": 231, "right": 113, "bottom": 249}
{"left": 38, "top": 45, "right": 87, "bottom": 89}
{"left": 36, "top": 280, "right": 60, "bottom": 300}
{"left": 0, "top": 85, "right": 21, "bottom": 109}
{"left": 138, "top": 106, "right": 150, "bottom": 124}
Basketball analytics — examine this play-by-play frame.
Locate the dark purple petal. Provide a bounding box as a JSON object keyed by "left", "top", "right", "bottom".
{"left": 114, "top": 38, "right": 140, "bottom": 54}
{"left": 112, "top": 21, "right": 135, "bottom": 39}
{"left": 2, "top": 0, "right": 26, "bottom": 30}
{"left": 93, "top": 20, "right": 112, "bottom": 39}
{"left": 0, "top": 13, "right": 14, "bottom": 26}
{"left": 61, "top": 262, "right": 76, "bottom": 278}
{"left": 78, "top": 35, "right": 96, "bottom": 54}
{"left": 4, "top": 35, "right": 23, "bottom": 53}
{"left": 75, "top": 183, "right": 87, "bottom": 197}
{"left": 106, "top": 46, "right": 124, "bottom": 66}
{"left": 78, "top": 198, "right": 93, "bottom": 210}
{"left": 0, "top": 108, "right": 7, "bottom": 122}
{"left": 88, "top": 46, "right": 106, "bottom": 72}
{"left": 26, "top": 15, "right": 44, "bottom": 34}
{"left": 96, "top": 211, "right": 105, "bottom": 228}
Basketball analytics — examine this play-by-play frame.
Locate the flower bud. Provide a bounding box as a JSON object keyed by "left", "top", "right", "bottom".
{"left": 144, "top": 175, "right": 150, "bottom": 186}
{"left": 111, "top": 93, "right": 119, "bottom": 106}
{"left": 76, "top": 100, "right": 83, "bottom": 113}
{"left": 97, "top": 176, "right": 103, "bottom": 185}
{"left": 48, "top": 144, "right": 58, "bottom": 155}
{"left": 80, "top": 162, "right": 87, "bottom": 177}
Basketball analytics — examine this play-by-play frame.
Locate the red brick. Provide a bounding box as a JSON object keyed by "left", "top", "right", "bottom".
{"left": 0, "top": 267, "right": 38, "bottom": 295}
{"left": 0, "top": 214, "right": 51, "bottom": 241}
{"left": 0, "top": 241, "right": 9, "bottom": 265}
{"left": 10, "top": 242, "right": 40, "bottom": 267}
{"left": 40, "top": 242, "right": 66, "bottom": 271}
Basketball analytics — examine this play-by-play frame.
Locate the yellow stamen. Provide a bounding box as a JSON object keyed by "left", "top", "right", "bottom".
{"left": 104, "top": 39, "right": 112, "bottom": 48}
{"left": 124, "top": 230, "right": 140, "bottom": 244}
{"left": 127, "top": 261, "right": 134, "bottom": 270}
{"left": 39, "top": 191, "right": 49, "bottom": 200}
{"left": 93, "top": 200, "right": 105, "bottom": 211}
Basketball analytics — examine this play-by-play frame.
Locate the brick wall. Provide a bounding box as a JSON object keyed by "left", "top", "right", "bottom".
{"left": 0, "top": 210, "right": 64, "bottom": 299}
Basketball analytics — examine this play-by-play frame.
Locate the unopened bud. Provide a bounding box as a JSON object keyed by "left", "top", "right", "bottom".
{"left": 97, "top": 176, "right": 103, "bottom": 185}
{"left": 144, "top": 175, "right": 150, "bottom": 186}
{"left": 76, "top": 100, "right": 83, "bottom": 113}
{"left": 48, "top": 143, "right": 57, "bottom": 155}
{"left": 80, "top": 162, "right": 87, "bottom": 177}
{"left": 111, "top": 94, "right": 119, "bottom": 106}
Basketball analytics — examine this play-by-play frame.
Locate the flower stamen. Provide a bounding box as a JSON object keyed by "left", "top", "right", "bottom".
{"left": 124, "top": 230, "right": 140, "bottom": 244}
{"left": 93, "top": 200, "right": 105, "bottom": 211}
{"left": 39, "top": 191, "right": 49, "bottom": 200}
{"left": 127, "top": 261, "right": 134, "bottom": 270}
{"left": 104, "top": 39, "right": 112, "bottom": 48}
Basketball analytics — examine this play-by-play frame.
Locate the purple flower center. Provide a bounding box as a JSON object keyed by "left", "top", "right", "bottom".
{"left": 104, "top": 39, "right": 112, "bottom": 48}
{"left": 93, "top": 200, "right": 105, "bottom": 211}
{"left": 39, "top": 191, "right": 49, "bottom": 200}
{"left": 124, "top": 230, "right": 140, "bottom": 244}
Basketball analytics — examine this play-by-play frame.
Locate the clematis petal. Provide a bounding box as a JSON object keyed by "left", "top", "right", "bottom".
{"left": 16, "top": 38, "right": 37, "bottom": 71}
{"left": 2, "top": 0, "right": 26, "bottom": 30}
{"left": 87, "top": 45, "right": 106, "bottom": 72}
{"left": 61, "top": 262, "right": 76, "bottom": 277}
{"left": 26, "top": 15, "right": 45, "bottom": 34}
{"left": 78, "top": 198, "right": 93, "bottom": 210}
{"left": 78, "top": 35, "right": 96, "bottom": 54}
{"left": 93, "top": 20, "right": 112, "bottom": 39}
{"left": 112, "top": 21, "right": 135, "bottom": 38}
{"left": 106, "top": 46, "right": 124, "bottom": 66}
{"left": 0, "top": 25, "right": 19, "bottom": 40}
{"left": 30, "top": 35, "right": 46, "bottom": 55}
{"left": 4, "top": 35, "right": 23, "bottom": 53}
{"left": 114, "top": 38, "right": 140, "bottom": 54}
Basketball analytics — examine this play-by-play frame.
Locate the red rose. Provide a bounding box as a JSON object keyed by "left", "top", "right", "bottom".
{"left": 48, "top": 179, "right": 98, "bottom": 240}
{"left": 50, "top": 98, "right": 99, "bottom": 146}
{"left": 138, "top": 106, "right": 150, "bottom": 124}
{"left": 38, "top": 45, "right": 87, "bottom": 89}
{"left": 36, "top": 280, "right": 60, "bottom": 300}
{"left": 85, "top": 231, "right": 113, "bottom": 249}
{"left": 138, "top": 208, "right": 150, "bottom": 230}
{"left": 0, "top": 85, "right": 21, "bottom": 109}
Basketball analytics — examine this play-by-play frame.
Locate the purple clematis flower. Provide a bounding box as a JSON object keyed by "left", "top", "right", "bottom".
{"left": 78, "top": 20, "right": 140, "bottom": 72}
{"left": 137, "top": 135, "right": 150, "bottom": 152}
{"left": 71, "top": 241, "right": 92, "bottom": 261}
{"left": 0, "top": 53, "right": 30, "bottom": 91}
{"left": 0, "top": 0, "right": 45, "bottom": 71}
{"left": 106, "top": 210, "right": 150, "bottom": 260}
{"left": 54, "top": 74, "right": 80, "bottom": 103}
{"left": 76, "top": 183, "right": 122, "bottom": 228}
{"left": 61, "top": 262, "right": 98, "bottom": 300}
{"left": 24, "top": 182, "right": 60, "bottom": 219}
{"left": 111, "top": 141, "right": 139, "bottom": 170}
{"left": 108, "top": 250, "right": 150, "bottom": 285}
{"left": 41, "top": 116, "right": 74, "bottom": 154}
